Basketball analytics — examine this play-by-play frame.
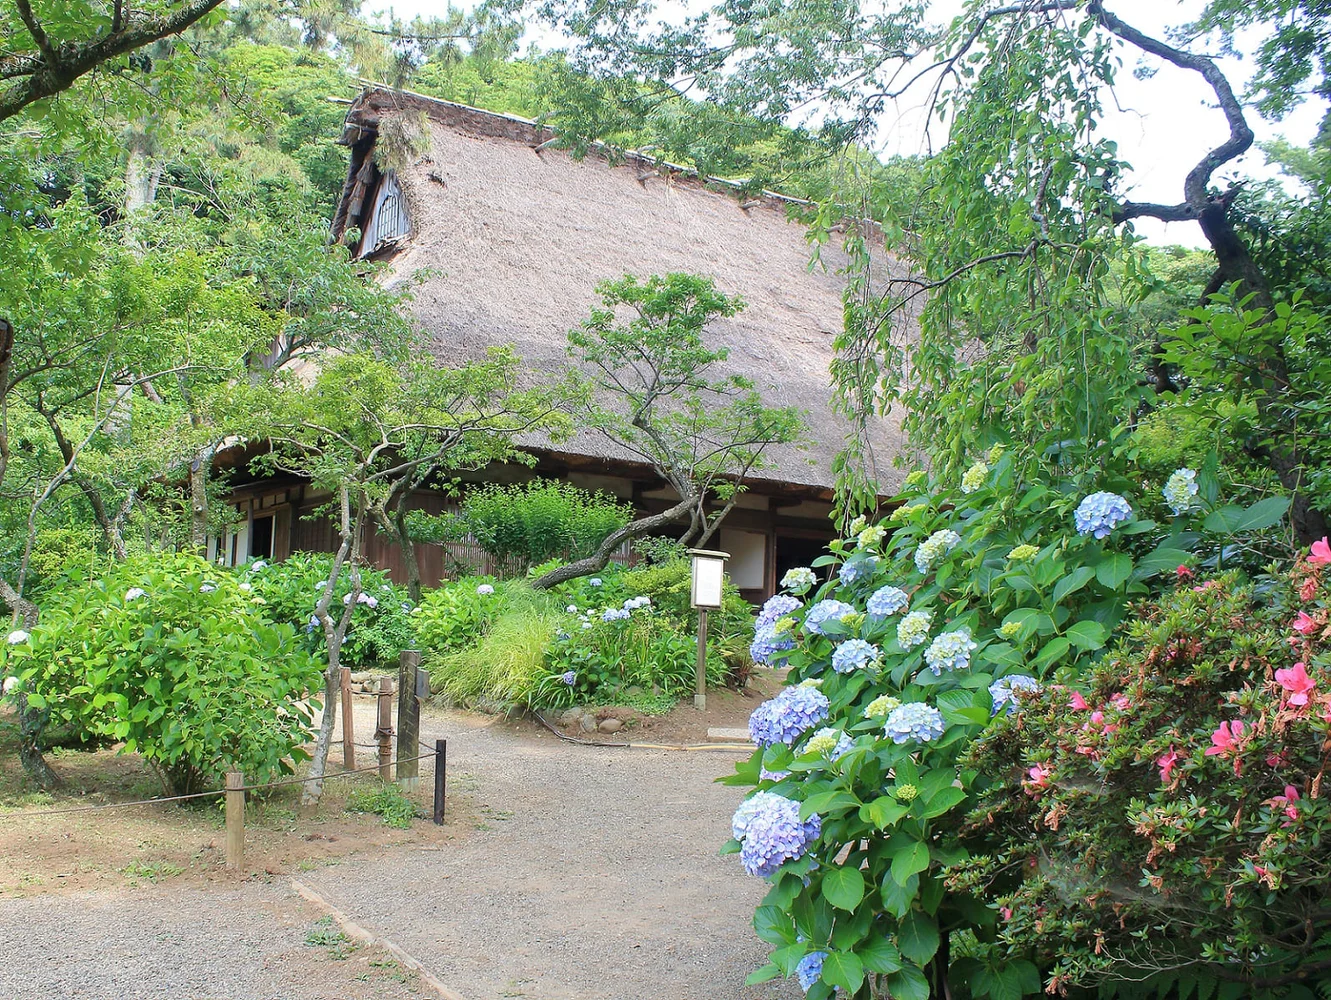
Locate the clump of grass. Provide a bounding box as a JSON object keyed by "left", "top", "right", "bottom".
{"left": 121, "top": 860, "right": 184, "bottom": 882}
{"left": 345, "top": 782, "right": 416, "bottom": 829}
{"left": 427, "top": 584, "right": 561, "bottom": 708}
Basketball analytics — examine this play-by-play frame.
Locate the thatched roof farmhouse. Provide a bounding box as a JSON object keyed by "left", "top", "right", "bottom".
{"left": 214, "top": 87, "right": 912, "bottom": 600}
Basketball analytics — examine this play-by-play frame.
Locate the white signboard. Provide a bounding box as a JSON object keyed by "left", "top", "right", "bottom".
{"left": 689, "top": 549, "right": 729, "bottom": 609}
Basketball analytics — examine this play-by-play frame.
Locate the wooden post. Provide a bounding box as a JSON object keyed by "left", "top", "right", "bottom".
{"left": 694, "top": 607, "right": 708, "bottom": 712}
{"left": 225, "top": 770, "right": 244, "bottom": 871}
{"left": 340, "top": 666, "right": 354, "bottom": 770}
{"left": 432, "top": 738, "right": 446, "bottom": 825}
{"left": 397, "top": 650, "right": 421, "bottom": 790}
{"left": 376, "top": 676, "right": 394, "bottom": 781}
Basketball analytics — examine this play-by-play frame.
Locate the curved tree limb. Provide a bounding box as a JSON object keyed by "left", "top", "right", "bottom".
{"left": 0, "top": 0, "right": 227, "bottom": 123}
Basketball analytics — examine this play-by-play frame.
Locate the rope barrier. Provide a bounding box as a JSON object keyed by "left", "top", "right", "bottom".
{"left": 4, "top": 748, "right": 439, "bottom": 819}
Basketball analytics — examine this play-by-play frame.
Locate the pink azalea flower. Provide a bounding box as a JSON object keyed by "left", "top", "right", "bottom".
{"left": 1176, "top": 564, "right": 1194, "bottom": 581}
{"left": 1310, "top": 537, "right": 1331, "bottom": 566}
{"left": 1275, "top": 662, "right": 1315, "bottom": 707}
{"left": 1000, "top": 906, "right": 1013, "bottom": 921}
{"left": 1267, "top": 750, "right": 1290, "bottom": 769}
{"left": 1205, "top": 720, "right": 1244, "bottom": 757}
{"left": 1301, "top": 577, "right": 1319, "bottom": 602}
{"left": 1157, "top": 748, "right": 1179, "bottom": 784}
{"left": 1292, "top": 612, "right": 1317, "bottom": 635}
{"left": 1025, "top": 763, "right": 1052, "bottom": 789}
{"left": 1265, "top": 785, "right": 1301, "bottom": 823}
{"left": 1069, "top": 691, "right": 1089, "bottom": 711}
{"left": 1110, "top": 692, "right": 1131, "bottom": 711}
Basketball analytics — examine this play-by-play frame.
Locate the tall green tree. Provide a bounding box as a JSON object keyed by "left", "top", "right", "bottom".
{"left": 531, "top": 273, "right": 806, "bottom": 590}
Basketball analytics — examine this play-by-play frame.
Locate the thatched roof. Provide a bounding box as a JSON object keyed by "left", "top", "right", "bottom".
{"left": 333, "top": 87, "right": 914, "bottom": 497}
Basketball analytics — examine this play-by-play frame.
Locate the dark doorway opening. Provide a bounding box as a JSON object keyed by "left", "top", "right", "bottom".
{"left": 774, "top": 533, "right": 829, "bottom": 587}
{"left": 250, "top": 515, "right": 274, "bottom": 559}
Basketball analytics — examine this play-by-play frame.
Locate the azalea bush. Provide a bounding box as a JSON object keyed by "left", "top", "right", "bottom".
{"left": 247, "top": 551, "right": 416, "bottom": 668}
{"left": 0, "top": 552, "right": 322, "bottom": 795}
{"left": 721, "top": 454, "right": 1295, "bottom": 999}
{"left": 959, "top": 549, "right": 1331, "bottom": 997}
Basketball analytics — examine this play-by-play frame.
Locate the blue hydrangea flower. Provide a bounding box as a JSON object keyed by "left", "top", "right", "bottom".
{"left": 914, "top": 529, "right": 961, "bottom": 573}
{"left": 757, "top": 594, "right": 802, "bottom": 632}
{"left": 922, "top": 627, "right": 978, "bottom": 675}
{"left": 589, "top": 577, "right": 603, "bottom": 587}
{"left": 731, "top": 790, "right": 787, "bottom": 840}
{"left": 759, "top": 765, "right": 790, "bottom": 782}
{"left": 866, "top": 585, "right": 909, "bottom": 617}
{"left": 749, "top": 686, "right": 831, "bottom": 747}
{"left": 796, "top": 951, "right": 827, "bottom": 991}
{"left": 1163, "top": 467, "right": 1199, "bottom": 516}
{"left": 1074, "top": 492, "right": 1133, "bottom": 539}
{"left": 601, "top": 607, "right": 631, "bottom": 622}
{"left": 831, "top": 638, "right": 879, "bottom": 674}
{"left": 884, "top": 702, "right": 946, "bottom": 744}
{"left": 750, "top": 625, "right": 796, "bottom": 667}
{"left": 560, "top": 670, "right": 577, "bottom": 686}
{"left": 804, "top": 599, "right": 857, "bottom": 636}
{"left": 476, "top": 584, "right": 495, "bottom": 595}
{"left": 837, "top": 555, "right": 877, "bottom": 586}
{"left": 989, "top": 674, "right": 1042, "bottom": 715}
{"left": 734, "top": 793, "right": 822, "bottom": 877}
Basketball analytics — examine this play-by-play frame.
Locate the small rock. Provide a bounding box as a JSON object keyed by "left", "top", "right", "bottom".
{"left": 598, "top": 718, "right": 623, "bottom": 734}
{"left": 559, "top": 708, "right": 584, "bottom": 728}
{"left": 625, "top": 685, "right": 645, "bottom": 697}
{"left": 578, "top": 716, "right": 597, "bottom": 733}
{"left": 350, "top": 671, "right": 372, "bottom": 683}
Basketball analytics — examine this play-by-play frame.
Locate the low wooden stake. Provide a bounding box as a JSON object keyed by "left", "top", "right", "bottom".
{"left": 340, "top": 666, "right": 354, "bottom": 770}
{"left": 432, "top": 739, "right": 447, "bottom": 825}
{"left": 225, "top": 770, "right": 244, "bottom": 871}
{"left": 376, "top": 677, "right": 394, "bottom": 782}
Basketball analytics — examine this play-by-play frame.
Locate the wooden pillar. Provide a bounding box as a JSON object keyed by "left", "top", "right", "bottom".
{"left": 340, "top": 667, "right": 354, "bottom": 770}
{"left": 397, "top": 651, "right": 421, "bottom": 790}
{"left": 375, "top": 677, "right": 394, "bottom": 781}
{"left": 225, "top": 770, "right": 244, "bottom": 871}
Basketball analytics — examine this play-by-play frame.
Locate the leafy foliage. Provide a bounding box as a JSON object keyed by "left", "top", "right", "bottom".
{"left": 721, "top": 457, "right": 1294, "bottom": 998}
{"left": 452, "top": 479, "right": 633, "bottom": 576}
{"left": 1, "top": 552, "right": 321, "bottom": 795}
{"left": 962, "top": 560, "right": 1331, "bottom": 996}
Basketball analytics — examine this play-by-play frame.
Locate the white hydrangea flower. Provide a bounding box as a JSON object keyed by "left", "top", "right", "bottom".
{"left": 6, "top": 629, "right": 30, "bottom": 644}
{"left": 961, "top": 460, "right": 988, "bottom": 494}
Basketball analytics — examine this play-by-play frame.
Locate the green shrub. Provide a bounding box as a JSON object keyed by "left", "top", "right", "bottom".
{"left": 413, "top": 575, "right": 502, "bottom": 656}
{"left": 426, "top": 584, "right": 561, "bottom": 707}
{"left": 960, "top": 561, "right": 1331, "bottom": 997}
{"left": 345, "top": 782, "right": 417, "bottom": 829}
{"left": 2, "top": 552, "right": 322, "bottom": 795}
{"left": 247, "top": 551, "right": 416, "bottom": 668}
{"left": 457, "top": 479, "right": 634, "bottom": 575}
{"left": 529, "top": 591, "right": 727, "bottom": 709}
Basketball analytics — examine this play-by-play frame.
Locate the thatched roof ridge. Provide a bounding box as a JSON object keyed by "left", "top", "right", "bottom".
{"left": 335, "top": 87, "right": 914, "bottom": 496}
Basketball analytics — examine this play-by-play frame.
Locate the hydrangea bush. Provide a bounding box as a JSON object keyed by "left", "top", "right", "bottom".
{"left": 722, "top": 454, "right": 1296, "bottom": 999}
{"left": 0, "top": 553, "right": 322, "bottom": 795}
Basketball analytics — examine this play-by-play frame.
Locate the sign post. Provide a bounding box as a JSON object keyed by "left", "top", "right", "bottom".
{"left": 688, "top": 549, "right": 729, "bottom": 712}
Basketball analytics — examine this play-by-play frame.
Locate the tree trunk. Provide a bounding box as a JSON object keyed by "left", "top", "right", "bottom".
{"left": 531, "top": 495, "right": 698, "bottom": 589}
{"left": 393, "top": 501, "right": 423, "bottom": 604}
{"left": 0, "top": 578, "right": 59, "bottom": 789}
{"left": 188, "top": 443, "right": 216, "bottom": 554}
{"left": 302, "top": 490, "right": 363, "bottom": 806}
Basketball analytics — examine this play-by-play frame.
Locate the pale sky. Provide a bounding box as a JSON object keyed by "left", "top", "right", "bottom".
{"left": 367, "top": 0, "right": 1324, "bottom": 248}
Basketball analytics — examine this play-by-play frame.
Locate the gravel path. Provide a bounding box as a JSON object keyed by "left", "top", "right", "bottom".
{"left": 306, "top": 707, "right": 801, "bottom": 1000}
{"left": 0, "top": 707, "right": 800, "bottom": 1000}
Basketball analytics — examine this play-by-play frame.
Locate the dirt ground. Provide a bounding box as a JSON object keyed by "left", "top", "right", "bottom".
{"left": 0, "top": 684, "right": 795, "bottom": 1000}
